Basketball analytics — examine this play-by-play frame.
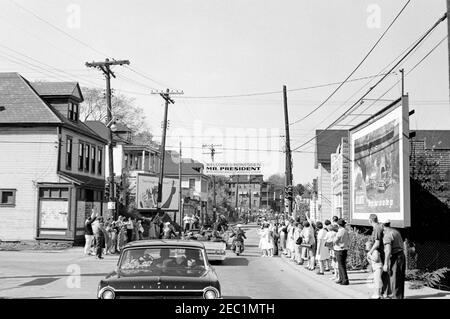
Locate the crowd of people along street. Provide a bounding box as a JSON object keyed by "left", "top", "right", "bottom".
{"left": 84, "top": 207, "right": 406, "bottom": 299}
{"left": 257, "top": 212, "right": 406, "bottom": 299}
{"left": 83, "top": 209, "right": 225, "bottom": 259}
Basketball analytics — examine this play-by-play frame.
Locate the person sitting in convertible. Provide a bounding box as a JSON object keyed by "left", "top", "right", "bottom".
{"left": 154, "top": 249, "right": 173, "bottom": 268}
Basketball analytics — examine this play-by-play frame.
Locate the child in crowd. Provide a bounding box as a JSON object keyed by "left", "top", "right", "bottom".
{"left": 366, "top": 240, "right": 384, "bottom": 299}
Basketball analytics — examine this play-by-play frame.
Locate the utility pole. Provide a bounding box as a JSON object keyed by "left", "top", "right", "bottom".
{"left": 400, "top": 68, "right": 405, "bottom": 96}
{"left": 178, "top": 141, "right": 183, "bottom": 228}
{"left": 447, "top": 0, "right": 450, "bottom": 98}
{"left": 283, "top": 85, "right": 293, "bottom": 215}
{"left": 235, "top": 175, "right": 239, "bottom": 219}
{"left": 203, "top": 144, "right": 222, "bottom": 223}
{"left": 151, "top": 89, "right": 184, "bottom": 218}
{"left": 86, "top": 58, "right": 130, "bottom": 219}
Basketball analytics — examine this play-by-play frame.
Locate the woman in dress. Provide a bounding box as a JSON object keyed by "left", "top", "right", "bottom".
{"left": 293, "top": 222, "right": 302, "bottom": 264}
{"left": 258, "top": 223, "right": 270, "bottom": 257}
{"left": 286, "top": 220, "right": 295, "bottom": 259}
{"left": 117, "top": 224, "right": 128, "bottom": 253}
{"left": 301, "top": 221, "right": 316, "bottom": 270}
{"left": 267, "top": 223, "right": 275, "bottom": 257}
{"left": 315, "top": 221, "right": 330, "bottom": 275}
{"left": 279, "top": 221, "right": 288, "bottom": 255}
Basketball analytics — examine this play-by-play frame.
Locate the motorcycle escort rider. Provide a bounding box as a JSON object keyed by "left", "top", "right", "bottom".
{"left": 230, "top": 224, "right": 247, "bottom": 253}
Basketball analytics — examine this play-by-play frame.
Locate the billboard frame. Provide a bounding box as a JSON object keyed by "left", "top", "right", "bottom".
{"left": 349, "top": 96, "right": 411, "bottom": 228}
{"left": 135, "top": 173, "right": 179, "bottom": 212}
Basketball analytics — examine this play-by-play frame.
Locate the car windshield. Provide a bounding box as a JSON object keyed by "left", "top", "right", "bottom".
{"left": 118, "top": 247, "right": 207, "bottom": 275}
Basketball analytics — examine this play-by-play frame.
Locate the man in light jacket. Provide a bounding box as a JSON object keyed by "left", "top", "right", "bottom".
{"left": 333, "top": 218, "right": 350, "bottom": 285}
{"left": 84, "top": 209, "right": 97, "bottom": 256}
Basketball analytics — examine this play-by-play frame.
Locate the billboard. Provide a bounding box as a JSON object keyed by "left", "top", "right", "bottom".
{"left": 204, "top": 163, "right": 262, "bottom": 176}
{"left": 349, "top": 97, "right": 410, "bottom": 227}
{"left": 136, "top": 174, "right": 179, "bottom": 211}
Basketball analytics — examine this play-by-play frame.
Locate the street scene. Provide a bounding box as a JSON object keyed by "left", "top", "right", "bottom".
{"left": 1, "top": 0, "right": 450, "bottom": 301}
{"left": 1, "top": 223, "right": 446, "bottom": 300}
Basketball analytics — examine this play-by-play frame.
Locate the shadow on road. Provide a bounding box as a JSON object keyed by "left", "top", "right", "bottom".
{"left": 221, "top": 257, "right": 249, "bottom": 266}
{"left": 223, "top": 295, "right": 252, "bottom": 299}
{"left": 0, "top": 272, "right": 109, "bottom": 280}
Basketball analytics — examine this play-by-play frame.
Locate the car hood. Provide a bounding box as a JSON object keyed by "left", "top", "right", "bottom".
{"left": 102, "top": 268, "right": 216, "bottom": 290}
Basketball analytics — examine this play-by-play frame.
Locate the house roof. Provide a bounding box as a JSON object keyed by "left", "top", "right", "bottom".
{"left": 0, "top": 73, "right": 106, "bottom": 143}
{"left": 315, "top": 130, "right": 349, "bottom": 168}
{"left": 85, "top": 121, "right": 130, "bottom": 144}
{"left": 414, "top": 130, "right": 450, "bottom": 150}
{"left": 0, "top": 73, "right": 61, "bottom": 123}
{"left": 164, "top": 151, "right": 206, "bottom": 176}
{"left": 30, "top": 82, "right": 83, "bottom": 102}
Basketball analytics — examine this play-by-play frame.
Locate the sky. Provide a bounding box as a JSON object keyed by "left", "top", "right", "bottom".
{"left": 0, "top": 0, "right": 449, "bottom": 184}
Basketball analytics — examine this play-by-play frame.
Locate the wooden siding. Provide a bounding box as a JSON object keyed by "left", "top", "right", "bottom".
{"left": 318, "top": 163, "right": 332, "bottom": 221}
{"left": 0, "top": 127, "right": 59, "bottom": 240}
{"left": 59, "top": 127, "right": 106, "bottom": 179}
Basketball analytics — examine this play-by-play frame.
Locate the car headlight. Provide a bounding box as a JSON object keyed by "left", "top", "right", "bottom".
{"left": 99, "top": 287, "right": 115, "bottom": 299}
{"left": 203, "top": 287, "right": 219, "bottom": 299}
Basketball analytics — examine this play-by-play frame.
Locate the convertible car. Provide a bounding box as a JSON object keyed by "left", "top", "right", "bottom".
{"left": 97, "top": 240, "right": 221, "bottom": 299}
{"left": 183, "top": 229, "right": 227, "bottom": 262}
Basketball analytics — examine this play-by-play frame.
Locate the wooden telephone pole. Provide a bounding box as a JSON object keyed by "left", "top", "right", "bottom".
{"left": 178, "top": 141, "right": 183, "bottom": 227}
{"left": 86, "top": 58, "right": 130, "bottom": 219}
{"left": 203, "top": 144, "right": 222, "bottom": 223}
{"left": 151, "top": 89, "right": 184, "bottom": 218}
{"left": 283, "top": 85, "right": 293, "bottom": 215}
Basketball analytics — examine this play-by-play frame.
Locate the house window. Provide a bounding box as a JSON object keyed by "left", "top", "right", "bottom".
{"left": 97, "top": 148, "right": 103, "bottom": 175}
{"left": 66, "top": 136, "right": 72, "bottom": 170}
{"left": 84, "top": 144, "right": 90, "bottom": 172}
{"left": 78, "top": 142, "right": 84, "bottom": 170}
{"left": 0, "top": 189, "right": 16, "bottom": 206}
{"left": 189, "top": 179, "right": 195, "bottom": 189}
{"left": 91, "top": 146, "right": 96, "bottom": 174}
{"left": 68, "top": 102, "right": 78, "bottom": 121}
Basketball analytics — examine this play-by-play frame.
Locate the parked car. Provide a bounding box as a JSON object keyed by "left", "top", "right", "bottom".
{"left": 97, "top": 240, "right": 222, "bottom": 299}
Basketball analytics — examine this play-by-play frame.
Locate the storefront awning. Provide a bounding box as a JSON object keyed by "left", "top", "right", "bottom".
{"left": 58, "top": 171, "right": 105, "bottom": 189}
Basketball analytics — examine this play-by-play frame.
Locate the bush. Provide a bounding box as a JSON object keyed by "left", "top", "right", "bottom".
{"left": 346, "top": 227, "right": 371, "bottom": 270}
{"left": 406, "top": 267, "right": 450, "bottom": 290}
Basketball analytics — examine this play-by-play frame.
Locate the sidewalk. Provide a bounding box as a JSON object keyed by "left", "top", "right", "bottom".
{"left": 278, "top": 253, "right": 450, "bottom": 299}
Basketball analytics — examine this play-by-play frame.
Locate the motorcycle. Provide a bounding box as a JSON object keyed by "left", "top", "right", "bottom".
{"left": 234, "top": 240, "right": 244, "bottom": 256}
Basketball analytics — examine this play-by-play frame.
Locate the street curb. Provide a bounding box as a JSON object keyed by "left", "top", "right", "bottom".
{"left": 278, "top": 254, "right": 369, "bottom": 299}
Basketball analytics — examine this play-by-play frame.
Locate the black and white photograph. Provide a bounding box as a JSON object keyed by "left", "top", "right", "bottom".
{"left": 1, "top": 0, "right": 450, "bottom": 308}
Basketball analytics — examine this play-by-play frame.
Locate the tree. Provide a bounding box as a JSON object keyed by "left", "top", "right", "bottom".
{"left": 267, "top": 174, "right": 285, "bottom": 187}
{"left": 80, "top": 87, "right": 152, "bottom": 138}
{"left": 207, "top": 176, "right": 233, "bottom": 220}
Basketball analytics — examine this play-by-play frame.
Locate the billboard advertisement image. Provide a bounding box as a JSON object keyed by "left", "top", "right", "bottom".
{"left": 136, "top": 174, "right": 179, "bottom": 211}
{"left": 350, "top": 97, "right": 410, "bottom": 227}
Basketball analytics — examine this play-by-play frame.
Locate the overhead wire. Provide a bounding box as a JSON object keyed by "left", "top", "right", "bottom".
{"left": 288, "top": 0, "right": 412, "bottom": 126}
{"left": 291, "top": 11, "right": 448, "bottom": 152}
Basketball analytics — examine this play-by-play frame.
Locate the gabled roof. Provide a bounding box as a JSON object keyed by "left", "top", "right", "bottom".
{"left": 85, "top": 121, "right": 130, "bottom": 144}
{"left": 315, "top": 130, "right": 349, "bottom": 168}
{"left": 0, "top": 73, "right": 61, "bottom": 123}
{"left": 30, "top": 82, "right": 83, "bottom": 102}
{"left": 415, "top": 130, "right": 450, "bottom": 150}
{"left": 0, "top": 72, "right": 107, "bottom": 143}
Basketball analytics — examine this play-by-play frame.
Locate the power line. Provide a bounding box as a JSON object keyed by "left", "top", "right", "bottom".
{"left": 289, "top": 0, "right": 411, "bottom": 126}
{"left": 356, "top": 35, "right": 449, "bottom": 119}
{"left": 9, "top": 0, "right": 108, "bottom": 58}
{"left": 178, "top": 73, "right": 391, "bottom": 100}
{"left": 291, "top": 11, "right": 447, "bottom": 152}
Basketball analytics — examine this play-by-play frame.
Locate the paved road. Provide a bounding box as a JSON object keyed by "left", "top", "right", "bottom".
{"left": 0, "top": 224, "right": 365, "bottom": 299}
